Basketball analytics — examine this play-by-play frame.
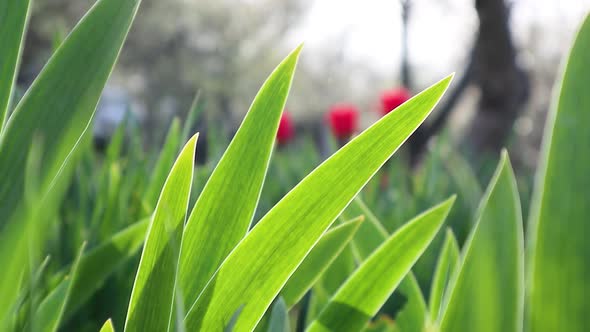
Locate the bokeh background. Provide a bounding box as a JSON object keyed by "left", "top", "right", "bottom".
{"left": 20, "top": 0, "right": 589, "bottom": 169}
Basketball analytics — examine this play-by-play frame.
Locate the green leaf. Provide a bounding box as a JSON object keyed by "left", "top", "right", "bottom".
{"left": 0, "top": 0, "right": 140, "bottom": 226}
{"left": 100, "top": 319, "right": 115, "bottom": 332}
{"left": 0, "top": 0, "right": 30, "bottom": 131}
{"left": 63, "top": 218, "right": 149, "bottom": 320}
{"left": 143, "top": 118, "right": 181, "bottom": 211}
{"left": 32, "top": 243, "right": 86, "bottom": 332}
{"left": 125, "top": 135, "right": 197, "bottom": 332}
{"left": 428, "top": 229, "right": 459, "bottom": 323}
{"left": 307, "top": 197, "right": 454, "bottom": 332}
{"left": 184, "top": 74, "right": 453, "bottom": 331}
{"left": 178, "top": 45, "right": 303, "bottom": 310}
{"left": 527, "top": 14, "right": 590, "bottom": 332}
{"left": 440, "top": 152, "right": 523, "bottom": 332}
{"left": 268, "top": 297, "right": 290, "bottom": 332}
{"left": 282, "top": 217, "right": 364, "bottom": 307}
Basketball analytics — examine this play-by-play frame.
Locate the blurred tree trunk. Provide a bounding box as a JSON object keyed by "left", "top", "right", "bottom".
{"left": 467, "top": 0, "right": 529, "bottom": 154}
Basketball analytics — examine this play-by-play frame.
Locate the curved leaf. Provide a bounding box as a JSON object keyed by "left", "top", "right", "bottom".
{"left": 183, "top": 74, "right": 453, "bottom": 331}
{"left": 307, "top": 197, "right": 454, "bottom": 332}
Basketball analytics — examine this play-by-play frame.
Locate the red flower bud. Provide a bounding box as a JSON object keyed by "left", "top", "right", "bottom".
{"left": 276, "top": 111, "right": 295, "bottom": 145}
{"left": 327, "top": 103, "right": 359, "bottom": 139}
{"left": 380, "top": 88, "right": 411, "bottom": 116}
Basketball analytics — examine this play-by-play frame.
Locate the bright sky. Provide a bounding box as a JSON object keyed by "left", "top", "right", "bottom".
{"left": 294, "top": 0, "right": 590, "bottom": 79}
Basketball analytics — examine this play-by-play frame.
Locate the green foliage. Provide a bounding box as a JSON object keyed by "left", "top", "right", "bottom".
{"left": 125, "top": 135, "right": 197, "bottom": 332}
{"left": 527, "top": 13, "right": 590, "bottom": 332}
{"left": 0, "top": 0, "right": 30, "bottom": 131}
{"left": 307, "top": 198, "right": 454, "bottom": 332}
{"left": 440, "top": 153, "right": 524, "bottom": 332}
{"left": 178, "top": 45, "right": 302, "bottom": 313}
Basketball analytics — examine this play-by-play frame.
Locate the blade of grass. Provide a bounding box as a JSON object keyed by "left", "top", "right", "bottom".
{"left": 178, "top": 45, "right": 302, "bottom": 310}
{"left": 428, "top": 229, "right": 460, "bottom": 323}
{"left": 0, "top": 0, "right": 30, "bottom": 131}
{"left": 32, "top": 243, "right": 86, "bottom": 332}
{"left": 307, "top": 197, "right": 454, "bottom": 332}
{"left": 124, "top": 135, "right": 197, "bottom": 332}
{"left": 281, "top": 217, "right": 364, "bottom": 307}
{"left": 527, "top": 14, "right": 590, "bottom": 332}
{"left": 440, "top": 152, "right": 523, "bottom": 332}
{"left": 184, "top": 74, "right": 453, "bottom": 331}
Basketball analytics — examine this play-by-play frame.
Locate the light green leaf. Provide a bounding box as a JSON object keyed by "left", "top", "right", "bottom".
{"left": 125, "top": 135, "right": 197, "bottom": 332}
{"left": 184, "top": 74, "right": 453, "bottom": 331}
{"left": 32, "top": 243, "right": 86, "bottom": 332}
{"left": 100, "top": 319, "right": 115, "bottom": 332}
{"left": 428, "top": 229, "right": 459, "bottom": 323}
{"left": 64, "top": 218, "right": 149, "bottom": 320}
{"left": 527, "top": 14, "right": 590, "bottom": 332}
{"left": 178, "top": 45, "right": 302, "bottom": 310}
{"left": 268, "top": 298, "right": 290, "bottom": 332}
{"left": 307, "top": 197, "right": 454, "bottom": 332}
{"left": 282, "top": 217, "right": 364, "bottom": 307}
{"left": 0, "top": 0, "right": 30, "bottom": 131}
{"left": 440, "top": 152, "right": 523, "bottom": 332}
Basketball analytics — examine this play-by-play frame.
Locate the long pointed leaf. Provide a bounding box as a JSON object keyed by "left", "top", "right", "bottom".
{"left": 0, "top": 0, "right": 30, "bottom": 131}
{"left": 307, "top": 197, "right": 454, "bottom": 332}
{"left": 428, "top": 229, "right": 459, "bottom": 323}
{"left": 178, "top": 45, "right": 302, "bottom": 310}
{"left": 124, "top": 135, "right": 197, "bottom": 332}
{"left": 527, "top": 14, "right": 590, "bottom": 332}
{"left": 440, "top": 152, "right": 523, "bottom": 332}
{"left": 184, "top": 74, "right": 452, "bottom": 331}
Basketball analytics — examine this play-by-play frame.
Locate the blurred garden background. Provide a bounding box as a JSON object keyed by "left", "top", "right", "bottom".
{"left": 6, "top": 0, "right": 590, "bottom": 331}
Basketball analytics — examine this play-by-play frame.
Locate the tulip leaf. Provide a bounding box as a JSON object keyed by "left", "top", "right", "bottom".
{"left": 307, "top": 197, "right": 454, "bottom": 332}
{"left": 282, "top": 217, "right": 363, "bottom": 307}
{"left": 0, "top": 0, "right": 30, "bottom": 131}
{"left": 428, "top": 229, "right": 460, "bottom": 323}
{"left": 527, "top": 14, "right": 590, "bottom": 332}
{"left": 125, "top": 135, "right": 197, "bottom": 332}
{"left": 440, "top": 152, "right": 523, "bottom": 332}
{"left": 183, "top": 74, "right": 453, "bottom": 331}
{"left": 177, "top": 45, "right": 303, "bottom": 312}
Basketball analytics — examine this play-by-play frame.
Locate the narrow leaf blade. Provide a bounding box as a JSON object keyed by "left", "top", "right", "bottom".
{"left": 124, "top": 135, "right": 197, "bottom": 332}
{"left": 308, "top": 197, "right": 454, "bottom": 332}
{"left": 440, "top": 152, "right": 524, "bottom": 332}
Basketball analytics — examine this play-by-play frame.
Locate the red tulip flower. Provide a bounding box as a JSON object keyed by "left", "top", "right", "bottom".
{"left": 276, "top": 111, "right": 295, "bottom": 145}
{"left": 327, "top": 103, "right": 359, "bottom": 140}
{"left": 380, "top": 88, "right": 411, "bottom": 116}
